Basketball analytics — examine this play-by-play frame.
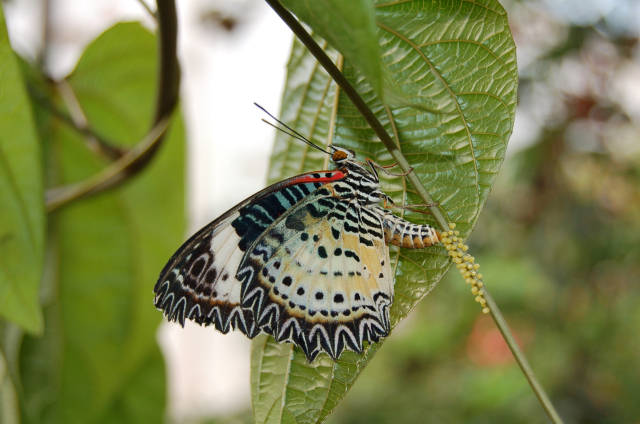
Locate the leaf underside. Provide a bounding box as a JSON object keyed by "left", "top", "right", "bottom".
{"left": 252, "top": 1, "right": 517, "bottom": 423}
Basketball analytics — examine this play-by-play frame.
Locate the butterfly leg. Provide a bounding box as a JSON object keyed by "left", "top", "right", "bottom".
{"left": 393, "top": 203, "right": 440, "bottom": 215}
{"left": 367, "top": 159, "right": 414, "bottom": 177}
{"left": 380, "top": 195, "right": 437, "bottom": 215}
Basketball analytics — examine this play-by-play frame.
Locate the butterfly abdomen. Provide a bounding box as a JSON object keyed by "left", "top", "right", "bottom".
{"left": 381, "top": 211, "right": 440, "bottom": 248}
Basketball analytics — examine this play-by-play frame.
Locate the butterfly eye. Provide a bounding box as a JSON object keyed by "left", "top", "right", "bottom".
{"left": 332, "top": 149, "right": 348, "bottom": 162}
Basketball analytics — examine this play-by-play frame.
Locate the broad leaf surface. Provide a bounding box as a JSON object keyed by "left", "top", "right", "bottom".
{"left": 252, "top": 1, "right": 517, "bottom": 423}
{"left": 19, "top": 23, "right": 185, "bottom": 423}
{"left": 0, "top": 4, "right": 44, "bottom": 333}
{"left": 281, "top": 0, "right": 382, "bottom": 98}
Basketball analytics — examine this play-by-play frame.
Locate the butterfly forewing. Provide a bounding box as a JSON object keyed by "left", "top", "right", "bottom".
{"left": 153, "top": 171, "right": 347, "bottom": 342}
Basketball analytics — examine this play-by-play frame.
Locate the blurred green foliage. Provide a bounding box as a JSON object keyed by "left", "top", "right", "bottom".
{"left": 0, "top": 18, "right": 185, "bottom": 423}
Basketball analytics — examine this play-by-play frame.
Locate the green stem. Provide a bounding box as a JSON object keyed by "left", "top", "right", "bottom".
{"left": 27, "top": 80, "right": 126, "bottom": 160}
{"left": 484, "top": 291, "right": 564, "bottom": 424}
{"left": 44, "top": 0, "right": 180, "bottom": 212}
{"left": 0, "top": 323, "right": 23, "bottom": 424}
{"left": 55, "top": 80, "right": 127, "bottom": 160}
{"left": 264, "top": 1, "right": 564, "bottom": 423}
{"left": 136, "top": 0, "right": 157, "bottom": 19}
{"left": 46, "top": 119, "right": 170, "bottom": 213}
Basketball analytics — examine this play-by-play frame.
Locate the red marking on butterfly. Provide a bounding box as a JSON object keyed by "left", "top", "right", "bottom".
{"left": 287, "top": 170, "right": 346, "bottom": 185}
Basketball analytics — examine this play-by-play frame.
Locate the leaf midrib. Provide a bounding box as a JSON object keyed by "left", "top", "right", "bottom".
{"left": 376, "top": 21, "right": 481, "bottom": 203}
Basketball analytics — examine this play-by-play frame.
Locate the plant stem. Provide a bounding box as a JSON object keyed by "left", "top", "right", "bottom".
{"left": 55, "top": 80, "right": 127, "bottom": 160}
{"left": 484, "top": 291, "right": 564, "bottom": 423}
{"left": 44, "top": 0, "right": 180, "bottom": 212}
{"left": 264, "top": 1, "right": 564, "bottom": 423}
{"left": 27, "top": 81, "right": 126, "bottom": 160}
{"left": 46, "top": 119, "right": 170, "bottom": 212}
{"left": 136, "top": 0, "right": 157, "bottom": 19}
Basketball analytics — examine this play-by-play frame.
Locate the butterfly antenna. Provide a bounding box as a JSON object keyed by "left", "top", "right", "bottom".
{"left": 254, "top": 103, "right": 333, "bottom": 155}
{"left": 261, "top": 119, "right": 312, "bottom": 146}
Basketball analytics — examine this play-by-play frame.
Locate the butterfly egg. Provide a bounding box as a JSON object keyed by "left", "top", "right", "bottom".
{"left": 441, "top": 227, "right": 490, "bottom": 315}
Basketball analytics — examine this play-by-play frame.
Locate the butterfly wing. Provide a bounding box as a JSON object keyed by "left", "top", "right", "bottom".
{"left": 238, "top": 184, "right": 393, "bottom": 361}
{"left": 153, "top": 170, "right": 346, "bottom": 338}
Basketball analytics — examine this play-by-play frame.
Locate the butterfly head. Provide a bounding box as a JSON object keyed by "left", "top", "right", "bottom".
{"left": 330, "top": 145, "right": 356, "bottom": 164}
{"left": 329, "top": 144, "right": 383, "bottom": 188}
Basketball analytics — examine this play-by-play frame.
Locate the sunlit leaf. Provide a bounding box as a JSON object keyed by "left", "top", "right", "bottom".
{"left": 281, "top": 0, "right": 382, "bottom": 98}
{"left": 0, "top": 4, "right": 44, "bottom": 333}
{"left": 252, "top": 1, "right": 517, "bottom": 422}
{"left": 19, "top": 22, "right": 185, "bottom": 423}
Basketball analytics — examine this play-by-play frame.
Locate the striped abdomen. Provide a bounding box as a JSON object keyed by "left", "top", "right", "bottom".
{"left": 379, "top": 211, "right": 440, "bottom": 248}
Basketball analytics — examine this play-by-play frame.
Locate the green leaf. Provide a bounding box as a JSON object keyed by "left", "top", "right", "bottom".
{"left": 0, "top": 4, "right": 45, "bottom": 333}
{"left": 67, "top": 22, "right": 157, "bottom": 144}
{"left": 253, "top": 1, "right": 518, "bottom": 422}
{"left": 281, "top": 0, "right": 382, "bottom": 98}
{"left": 19, "top": 22, "right": 185, "bottom": 423}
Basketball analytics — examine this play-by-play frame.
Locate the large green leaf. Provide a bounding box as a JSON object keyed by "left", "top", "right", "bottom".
{"left": 19, "top": 22, "right": 185, "bottom": 423}
{"left": 0, "top": 4, "right": 44, "bottom": 333}
{"left": 280, "top": 0, "right": 382, "bottom": 98}
{"left": 252, "top": 1, "right": 517, "bottom": 422}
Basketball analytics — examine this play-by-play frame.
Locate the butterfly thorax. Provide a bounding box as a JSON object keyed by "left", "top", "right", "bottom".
{"left": 333, "top": 157, "right": 440, "bottom": 250}
{"left": 334, "top": 160, "right": 388, "bottom": 206}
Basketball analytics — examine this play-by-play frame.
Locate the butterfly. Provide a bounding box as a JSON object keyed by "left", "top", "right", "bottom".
{"left": 154, "top": 113, "right": 440, "bottom": 361}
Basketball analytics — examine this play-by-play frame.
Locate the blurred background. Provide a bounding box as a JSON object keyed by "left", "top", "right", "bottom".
{"left": 4, "top": 0, "right": 640, "bottom": 422}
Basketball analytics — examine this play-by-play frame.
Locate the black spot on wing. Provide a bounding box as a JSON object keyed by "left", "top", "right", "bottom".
{"left": 359, "top": 236, "right": 374, "bottom": 247}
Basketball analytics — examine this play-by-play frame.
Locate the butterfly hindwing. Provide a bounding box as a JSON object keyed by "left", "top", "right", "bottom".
{"left": 153, "top": 171, "right": 346, "bottom": 340}
{"left": 153, "top": 212, "right": 257, "bottom": 336}
{"left": 238, "top": 181, "right": 394, "bottom": 360}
